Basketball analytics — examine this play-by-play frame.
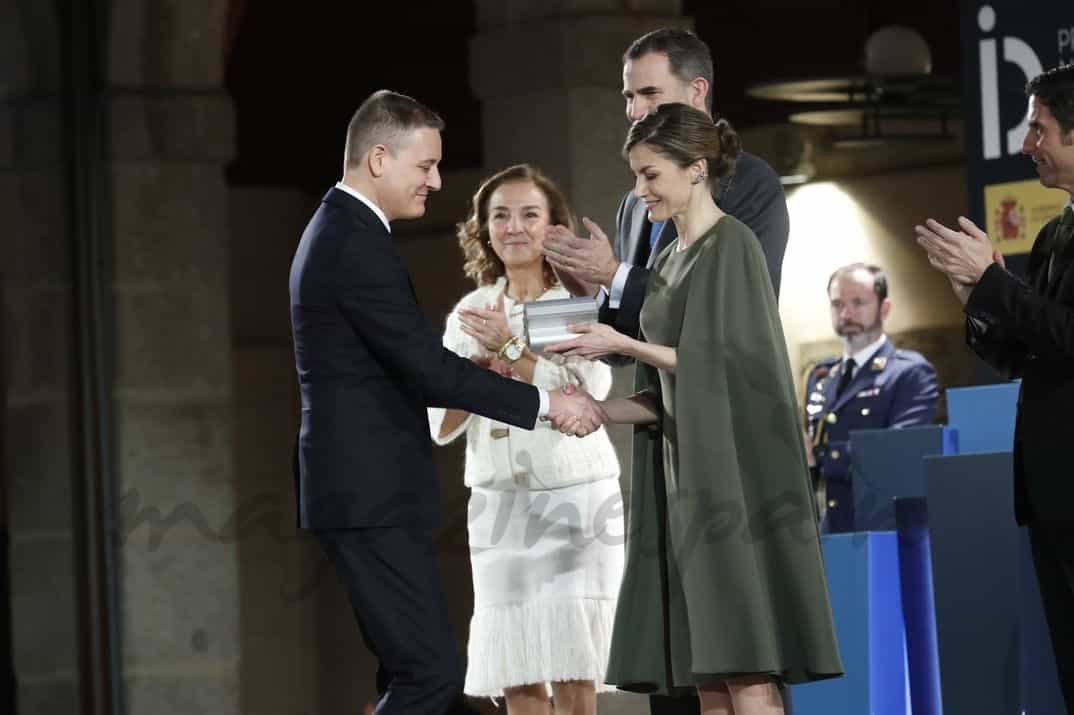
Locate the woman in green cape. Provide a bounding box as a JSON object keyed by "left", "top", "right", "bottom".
{"left": 552, "top": 104, "right": 843, "bottom": 713}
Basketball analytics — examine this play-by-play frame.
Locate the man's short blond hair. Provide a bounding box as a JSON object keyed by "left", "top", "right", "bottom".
{"left": 343, "top": 90, "right": 445, "bottom": 169}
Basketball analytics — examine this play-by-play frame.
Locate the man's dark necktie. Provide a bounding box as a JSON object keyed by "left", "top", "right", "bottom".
{"left": 637, "top": 219, "right": 665, "bottom": 268}
{"left": 1049, "top": 205, "right": 1074, "bottom": 281}
{"left": 834, "top": 358, "right": 856, "bottom": 399}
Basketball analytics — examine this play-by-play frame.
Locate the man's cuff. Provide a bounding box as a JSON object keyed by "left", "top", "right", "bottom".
{"left": 536, "top": 388, "right": 549, "bottom": 418}
{"left": 964, "top": 262, "right": 1008, "bottom": 323}
{"left": 608, "top": 262, "right": 633, "bottom": 309}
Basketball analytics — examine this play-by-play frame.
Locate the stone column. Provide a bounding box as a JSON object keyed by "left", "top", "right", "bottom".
{"left": 470, "top": 0, "right": 688, "bottom": 227}
{"left": 108, "top": 2, "right": 241, "bottom": 712}
{"left": 1, "top": 2, "right": 83, "bottom": 712}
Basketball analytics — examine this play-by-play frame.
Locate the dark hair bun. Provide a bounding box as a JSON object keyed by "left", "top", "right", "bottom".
{"left": 623, "top": 104, "right": 740, "bottom": 182}
{"left": 710, "top": 118, "right": 740, "bottom": 180}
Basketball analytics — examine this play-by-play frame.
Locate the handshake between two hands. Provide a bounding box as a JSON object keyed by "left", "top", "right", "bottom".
{"left": 469, "top": 353, "right": 607, "bottom": 437}
{"left": 542, "top": 384, "right": 608, "bottom": 437}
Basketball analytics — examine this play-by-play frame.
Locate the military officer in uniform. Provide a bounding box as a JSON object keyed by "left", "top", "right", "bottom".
{"left": 805, "top": 263, "right": 940, "bottom": 533}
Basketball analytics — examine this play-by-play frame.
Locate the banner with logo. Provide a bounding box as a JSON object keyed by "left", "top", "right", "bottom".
{"left": 960, "top": 0, "right": 1073, "bottom": 256}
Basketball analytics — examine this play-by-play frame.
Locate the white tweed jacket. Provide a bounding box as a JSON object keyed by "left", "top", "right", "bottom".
{"left": 428, "top": 278, "right": 620, "bottom": 490}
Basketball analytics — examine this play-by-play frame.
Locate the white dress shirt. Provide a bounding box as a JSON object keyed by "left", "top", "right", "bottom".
{"left": 334, "top": 181, "right": 391, "bottom": 233}
{"left": 842, "top": 334, "right": 888, "bottom": 379}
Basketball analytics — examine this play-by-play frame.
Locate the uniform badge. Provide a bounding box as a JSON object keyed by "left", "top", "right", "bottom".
{"left": 870, "top": 356, "right": 888, "bottom": 371}
{"left": 856, "top": 387, "right": 880, "bottom": 398}
{"left": 806, "top": 404, "right": 823, "bottom": 415}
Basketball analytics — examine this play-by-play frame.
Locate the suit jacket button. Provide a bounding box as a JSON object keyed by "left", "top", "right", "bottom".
{"left": 861, "top": 408, "right": 871, "bottom": 416}
{"left": 830, "top": 450, "right": 840, "bottom": 460}
{"left": 828, "top": 499, "right": 839, "bottom": 509}
{"left": 826, "top": 413, "right": 838, "bottom": 424}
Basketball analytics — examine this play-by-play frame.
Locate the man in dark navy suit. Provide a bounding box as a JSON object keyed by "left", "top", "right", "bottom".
{"left": 543, "top": 27, "right": 789, "bottom": 332}
{"left": 288, "top": 90, "right": 605, "bottom": 715}
{"left": 804, "top": 263, "right": 939, "bottom": 534}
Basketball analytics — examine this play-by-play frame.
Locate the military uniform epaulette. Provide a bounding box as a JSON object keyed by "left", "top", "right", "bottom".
{"left": 808, "top": 357, "right": 839, "bottom": 380}
{"left": 892, "top": 348, "right": 932, "bottom": 365}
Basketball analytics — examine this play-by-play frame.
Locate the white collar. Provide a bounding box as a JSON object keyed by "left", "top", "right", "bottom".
{"left": 844, "top": 334, "right": 887, "bottom": 370}
{"left": 334, "top": 181, "right": 391, "bottom": 234}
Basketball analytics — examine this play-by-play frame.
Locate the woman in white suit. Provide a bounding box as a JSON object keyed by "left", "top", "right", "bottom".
{"left": 429, "top": 164, "right": 623, "bottom": 715}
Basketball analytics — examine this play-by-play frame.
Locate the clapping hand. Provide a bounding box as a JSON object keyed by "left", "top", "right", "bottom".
{"left": 543, "top": 218, "right": 620, "bottom": 296}
{"left": 914, "top": 216, "right": 996, "bottom": 285}
{"left": 459, "top": 292, "right": 513, "bottom": 352}
{"left": 544, "top": 384, "right": 608, "bottom": 437}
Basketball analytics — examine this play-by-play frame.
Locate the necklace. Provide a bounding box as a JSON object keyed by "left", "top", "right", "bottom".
{"left": 505, "top": 278, "right": 548, "bottom": 303}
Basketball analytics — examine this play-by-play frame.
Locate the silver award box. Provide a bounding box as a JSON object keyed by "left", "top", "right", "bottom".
{"left": 523, "top": 296, "right": 600, "bottom": 353}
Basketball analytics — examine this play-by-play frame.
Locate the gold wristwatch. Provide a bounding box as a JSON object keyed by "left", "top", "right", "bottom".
{"left": 497, "top": 335, "right": 526, "bottom": 363}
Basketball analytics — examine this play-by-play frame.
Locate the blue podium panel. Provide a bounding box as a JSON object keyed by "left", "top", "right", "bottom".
{"left": 894, "top": 498, "right": 943, "bottom": 715}
{"left": 926, "top": 452, "right": 1022, "bottom": 713}
{"left": 792, "top": 533, "right": 907, "bottom": 715}
{"left": 1019, "top": 529, "right": 1067, "bottom": 715}
{"left": 848, "top": 425, "right": 951, "bottom": 531}
{"left": 923, "top": 453, "right": 1065, "bottom": 708}
{"left": 945, "top": 383, "right": 1018, "bottom": 454}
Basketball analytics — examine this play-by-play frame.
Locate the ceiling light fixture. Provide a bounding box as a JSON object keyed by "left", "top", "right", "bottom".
{"left": 747, "top": 26, "right": 959, "bottom": 149}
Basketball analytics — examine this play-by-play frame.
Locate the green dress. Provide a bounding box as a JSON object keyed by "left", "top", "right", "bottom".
{"left": 605, "top": 216, "right": 843, "bottom": 693}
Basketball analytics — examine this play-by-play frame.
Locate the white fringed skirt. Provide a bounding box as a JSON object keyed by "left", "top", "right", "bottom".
{"left": 464, "top": 478, "right": 625, "bottom": 697}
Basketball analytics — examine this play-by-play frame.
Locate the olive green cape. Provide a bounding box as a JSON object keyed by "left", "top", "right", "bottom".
{"left": 606, "top": 218, "right": 843, "bottom": 692}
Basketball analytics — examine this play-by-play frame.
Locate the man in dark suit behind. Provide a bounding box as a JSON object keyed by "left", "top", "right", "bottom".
{"left": 543, "top": 28, "right": 789, "bottom": 342}
{"left": 916, "top": 64, "right": 1074, "bottom": 712}
{"left": 289, "top": 90, "right": 604, "bottom": 714}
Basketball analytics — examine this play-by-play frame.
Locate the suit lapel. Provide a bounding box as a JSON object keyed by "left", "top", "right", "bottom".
{"left": 325, "top": 187, "right": 391, "bottom": 240}
{"left": 626, "top": 198, "right": 649, "bottom": 265}
{"left": 1046, "top": 218, "right": 1074, "bottom": 295}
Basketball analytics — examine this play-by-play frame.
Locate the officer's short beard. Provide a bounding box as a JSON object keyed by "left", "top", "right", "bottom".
{"left": 838, "top": 312, "right": 883, "bottom": 353}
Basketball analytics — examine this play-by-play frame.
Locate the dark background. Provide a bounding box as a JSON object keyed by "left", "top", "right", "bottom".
{"left": 224, "top": 0, "right": 962, "bottom": 188}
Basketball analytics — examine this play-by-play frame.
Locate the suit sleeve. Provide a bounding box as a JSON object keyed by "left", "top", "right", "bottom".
{"left": 718, "top": 153, "right": 789, "bottom": 300}
{"left": 601, "top": 264, "right": 649, "bottom": 339}
{"left": 597, "top": 193, "right": 646, "bottom": 365}
{"left": 427, "top": 306, "right": 476, "bottom": 445}
{"left": 965, "top": 315, "right": 1027, "bottom": 379}
{"left": 599, "top": 194, "right": 640, "bottom": 333}
{"left": 887, "top": 360, "right": 939, "bottom": 428}
{"left": 966, "top": 260, "right": 1074, "bottom": 363}
{"left": 337, "top": 228, "right": 540, "bottom": 429}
